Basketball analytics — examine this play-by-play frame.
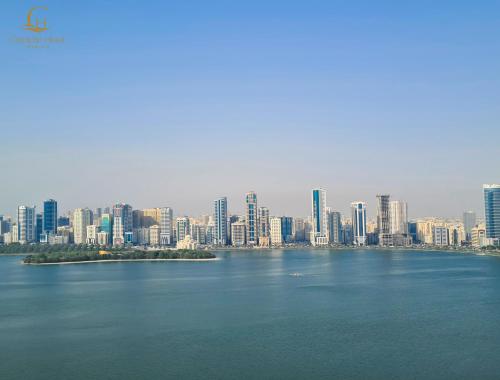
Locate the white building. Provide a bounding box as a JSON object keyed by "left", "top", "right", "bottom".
{"left": 17, "top": 206, "right": 36, "bottom": 243}
{"left": 73, "top": 208, "right": 92, "bottom": 244}
{"left": 86, "top": 225, "right": 98, "bottom": 245}
{"left": 433, "top": 226, "right": 449, "bottom": 246}
{"left": 160, "top": 207, "right": 173, "bottom": 246}
{"left": 270, "top": 217, "right": 283, "bottom": 246}
{"left": 389, "top": 200, "right": 408, "bottom": 234}
{"left": 351, "top": 202, "right": 367, "bottom": 246}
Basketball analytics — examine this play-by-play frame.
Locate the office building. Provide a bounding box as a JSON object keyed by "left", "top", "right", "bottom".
{"left": 43, "top": 199, "right": 58, "bottom": 235}
{"left": 112, "top": 203, "right": 132, "bottom": 246}
{"left": 17, "top": 205, "right": 36, "bottom": 243}
{"left": 231, "top": 222, "right": 246, "bottom": 246}
{"left": 176, "top": 217, "right": 190, "bottom": 242}
{"left": 327, "top": 210, "right": 342, "bottom": 244}
{"left": 281, "top": 216, "right": 294, "bottom": 243}
{"left": 73, "top": 208, "right": 93, "bottom": 244}
{"left": 245, "top": 191, "right": 258, "bottom": 245}
{"left": 160, "top": 207, "right": 173, "bottom": 246}
{"left": 463, "top": 211, "right": 476, "bottom": 242}
{"left": 311, "top": 188, "right": 328, "bottom": 246}
{"left": 389, "top": 200, "right": 408, "bottom": 234}
{"left": 269, "top": 217, "right": 283, "bottom": 246}
{"left": 214, "top": 197, "right": 228, "bottom": 245}
{"left": 483, "top": 184, "right": 500, "bottom": 240}
{"left": 351, "top": 202, "right": 367, "bottom": 246}
{"left": 258, "top": 207, "right": 270, "bottom": 238}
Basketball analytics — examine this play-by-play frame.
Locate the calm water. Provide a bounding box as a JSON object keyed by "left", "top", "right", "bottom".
{"left": 1, "top": 249, "right": 500, "bottom": 379}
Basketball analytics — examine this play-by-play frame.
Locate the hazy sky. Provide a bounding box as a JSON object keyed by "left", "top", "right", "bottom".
{"left": 1, "top": 0, "right": 499, "bottom": 219}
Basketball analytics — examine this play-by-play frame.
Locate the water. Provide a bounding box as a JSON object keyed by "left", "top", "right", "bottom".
{"left": 1, "top": 249, "right": 500, "bottom": 379}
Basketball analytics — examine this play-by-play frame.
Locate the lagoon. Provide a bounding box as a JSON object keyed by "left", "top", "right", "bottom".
{"left": 1, "top": 249, "right": 500, "bottom": 379}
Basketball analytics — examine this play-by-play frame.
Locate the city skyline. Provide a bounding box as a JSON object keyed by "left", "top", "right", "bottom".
{"left": 0, "top": 184, "right": 492, "bottom": 221}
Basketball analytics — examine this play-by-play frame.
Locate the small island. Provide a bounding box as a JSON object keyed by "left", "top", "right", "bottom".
{"left": 22, "top": 247, "right": 216, "bottom": 265}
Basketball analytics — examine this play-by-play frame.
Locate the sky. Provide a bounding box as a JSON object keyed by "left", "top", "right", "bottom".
{"left": 1, "top": 0, "right": 499, "bottom": 219}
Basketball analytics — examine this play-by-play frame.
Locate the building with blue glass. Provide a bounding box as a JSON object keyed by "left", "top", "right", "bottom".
{"left": 311, "top": 188, "right": 328, "bottom": 246}
{"left": 484, "top": 184, "right": 500, "bottom": 240}
{"left": 43, "top": 199, "right": 58, "bottom": 235}
{"left": 351, "top": 201, "right": 367, "bottom": 246}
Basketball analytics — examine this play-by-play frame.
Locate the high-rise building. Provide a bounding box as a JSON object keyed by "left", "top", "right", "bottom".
{"left": 258, "top": 207, "right": 270, "bottom": 238}
{"left": 311, "top": 188, "right": 328, "bottom": 246}
{"left": 433, "top": 226, "right": 449, "bottom": 246}
{"left": 231, "top": 222, "right": 246, "bottom": 246}
{"left": 112, "top": 203, "right": 132, "bottom": 246}
{"left": 160, "top": 207, "right": 173, "bottom": 246}
{"left": 132, "top": 209, "right": 143, "bottom": 229}
{"left": 269, "top": 217, "right": 283, "bottom": 246}
{"left": 245, "top": 192, "right": 258, "bottom": 245}
{"left": 351, "top": 202, "right": 367, "bottom": 246}
{"left": 214, "top": 197, "right": 228, "bottom": 246}
{"left": 463, "top": 211, "right": 476, "bottom": 242}
{"left": 483, "top": 184, "right": 500, "bottom": 240}
{"left": 43, "top": 199, "right": 58, "bottom": 235}
{"left": 17, "top": 205, "right": 36, "bottom": 243}
{"left": 86, "top": 225, "right": 98, "bottom": 244}
{"left": 389, "top": 200, "right": 408, "bottom": 235}
{"left": 142, "top": 208, "right": 161, "bottom": 227}
{"left": 35, "top": 213, "right": 43, "bottom": 242}
{"left": 176, "top": 217, "right": 190, "bottom": 242}
{"left": 73, "top": 208, "right": 93, "bottom": 244}
{"left": 327, "top": 210, "right": 342, "bottom": 244}
{"left": 101, "top": 213, "right": 113, "bottom": 241}
{"left": 376, "top": 194, "right": 391, "bottom": 235}
{"left": 281, "top": 216, "right": 294, "bottom": 243}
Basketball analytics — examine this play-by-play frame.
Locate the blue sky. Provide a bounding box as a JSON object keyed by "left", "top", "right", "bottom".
{"left": 1, "top": 0, "right": 499, "bottom": 218}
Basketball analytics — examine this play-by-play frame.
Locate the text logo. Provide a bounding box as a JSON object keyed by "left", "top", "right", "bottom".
{"left": 24, "top": 6, "right": 48, "bottom": 33}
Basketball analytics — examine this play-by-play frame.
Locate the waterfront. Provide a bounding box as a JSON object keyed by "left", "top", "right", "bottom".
{"left": 1, "top": 249, "right": 500, "bottom": 379}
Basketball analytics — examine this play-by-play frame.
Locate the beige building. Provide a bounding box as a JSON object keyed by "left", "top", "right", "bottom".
{"left": 231, "top": 222, "right": 246, "bottom": 246}
{"left": 177, "top": 235, "right": 198, "bottom": 250}
{"left": 142, "top": 208, "right": 161, "bottom": 227}
{"left": 73, "top": 208, "right": 92, "bottom": 244}
{"left": 270, "top": 217, "right": 283, "bottom": 246}
{"left": 149, "top": 225, "right": 160, "bottom": 246}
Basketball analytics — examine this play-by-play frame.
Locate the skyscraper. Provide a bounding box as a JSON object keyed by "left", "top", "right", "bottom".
{"left": 463, "top": 211, "right": 476, "bottom": 242}
{"left": 258, "top": 207, "right": 270, "bottom": 238}
{"left": 311, "top": 188, "right": 328, "bottom": 246}
{"left": 17, "top": 205, "right": 36, "bottom": 243}
{"left": 245, "top": 191, "right": 258, "bottom": 245}
{"left": 43, "top": 199, "right": 58, "bottom": 235}
{"left": 281, "top": 216, "right": 294, "bottom": 243}
{"left": 484, "top": 184, "right": 500, "bottom": 240}
{"left": 112, "top": 203, "right": 132, "bottom": 246}
{"left": 35, "top": 213, "right": 43, "bottom": 242}
{"left": 327, "top": 210, "right": 342, "bottom": 244}
{"left": 73, "top": 208, "right": 93, "bottom": 244}
{"left": 213, "top": 197, "right": 228, "bottom": 245}
{"left": 269, "top": 217, "right": 283, "bottom": 246}
{"left": 160, "top": 207, "right": 173, "bottom": 246}
{"left": 176, "top": 217, "right": 190, "bottom": 242}
{"left": 376, "top": 194, "right": 391, "bottom": 235}
{"left": 389, "top": 200, "right": 408, "bottom": 235}
{"left": 351, "top": 202, "right": 367, "bottom": 246}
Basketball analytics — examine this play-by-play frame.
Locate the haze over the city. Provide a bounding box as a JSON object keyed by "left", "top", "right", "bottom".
{"left": 1, "top": 1, "right": 499, "bottom": 218}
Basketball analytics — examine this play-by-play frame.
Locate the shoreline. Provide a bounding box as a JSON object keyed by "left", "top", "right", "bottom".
{"left": 23, "top": 258, "right": 220, "bottom": 265}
